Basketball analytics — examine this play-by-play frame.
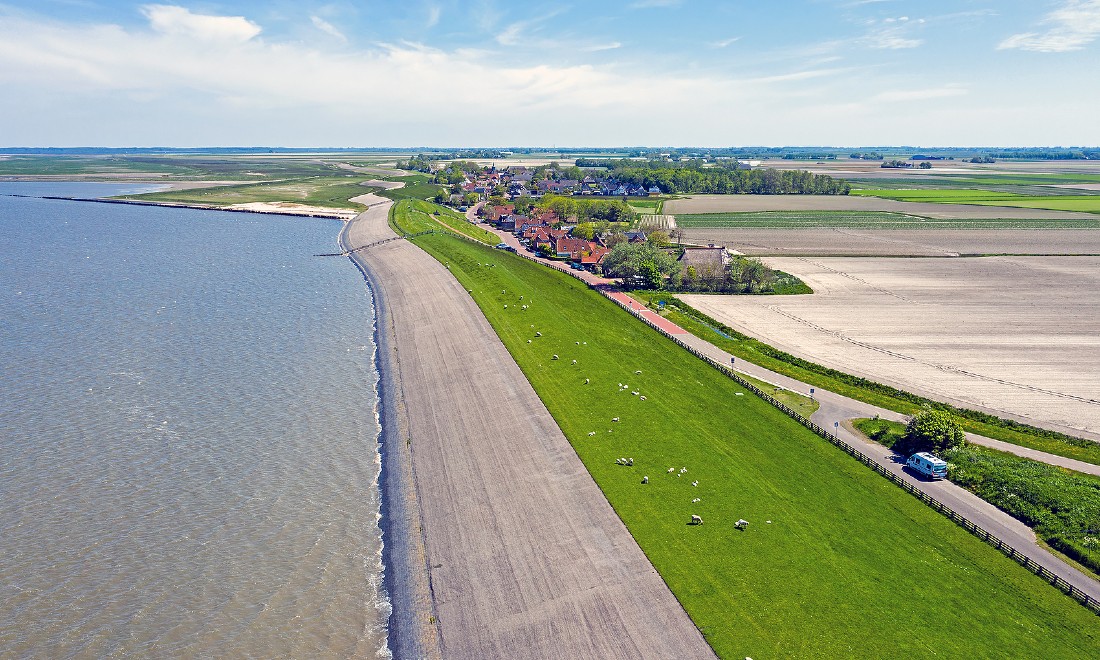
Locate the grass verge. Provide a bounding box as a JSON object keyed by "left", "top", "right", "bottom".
{"left": 628, "top": 292, "right": 1100, "bottom": 466}
{"left": 853, "top": 418, "right": 1100, "bottom": 577}
{"left": 394, "top": 206, "right": 1099, "bottom": 657}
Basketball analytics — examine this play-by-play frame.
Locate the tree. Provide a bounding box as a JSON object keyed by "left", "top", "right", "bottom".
{"left": 918, "top": 161, "right": 932, "bottom": 170}
{"left": 901, "top": 407, "right": 966, "bottom": 455}
{"left": 600, "top": 242, "right": 680, "bottom": 288}
{"left": 647, "top": 230, "right": 670, "bottom": 247}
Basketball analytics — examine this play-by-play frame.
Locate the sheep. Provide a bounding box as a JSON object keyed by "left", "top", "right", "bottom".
{"left": 584, "top": 378, "right": 590, "bottom": 385}
{"left": 571, "top": 359, "right": 577, "bottom": 365}
{"left": 501, "top": 289, "right": 506, "bottom": 294}
{"left": 535, "top": 331, "right": 542, "bottom": 337}
{"left": 690, "top": 515, "right": 703, "bottom": 525}
{"left": 575, "top": 341, "right": 580, "bottom": 345}
{"left": 692, "top": 480, "right": 698, "bottom": 487}
{"left": 692, "top": 498, "right": 701, "bottom": 503}
{"left": 551, "top": 355, "right": 559, "bottom": 360}
{"left": 735, "top": 519, "right": 749, "bottom": 530}
{"left": 680, "top": 467, "right": 687, "bottom": 474}
{"left": 519, "top": 295, "right": 523, "bottom": 300}
{"left": 667, "top": 467, "right": 675, "bottom": 474}
{"left": 587, "top": 431, "right": 596, "bottom": 436}
{"left": 635, "top": 370, "right": 642, "bottom": 375}
{"left": 522, "top": 305, "right": 528, "bottom": 310}
{"left": 616, "top": 458, "right": 626, "bottom": 465}
{"left": 641, "top": 476, "right": 649, "bottom": 484}
{"left": 583, "top": 342, "right": 587, "bottom": 345}
{"left": 631, "top": 391, "right": 638, "bottom": 396}
{"left": 627, "top": 457, "right": 634, "bottom": 466}
{"left": 504, "top": 305, "right": 508, "bottom": 309}
{"left": 611, "top": 417, "right": 620, "bottom": 422}
{"left": 639, "top": 396, "right": 647, "bottom": 401}
{"left": 527, "top": 340, "right": 532, "bottom": 344}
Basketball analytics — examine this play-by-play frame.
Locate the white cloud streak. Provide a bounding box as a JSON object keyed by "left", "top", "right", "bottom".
{"left": 999, "top": 0, "right": 1100, "bottom": 52}
{"left": 140, "top": 4, "right": 261, "bottom": 42}
{"left": 311, "top": 15, "right": 347, "bottom": 43}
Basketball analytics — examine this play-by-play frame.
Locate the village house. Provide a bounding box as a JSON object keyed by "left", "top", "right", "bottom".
{"left": 678, "top": 245, "right": 732, "bottom": 276}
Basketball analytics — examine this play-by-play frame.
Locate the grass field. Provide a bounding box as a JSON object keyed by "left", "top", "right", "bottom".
{"left": 625, "top": 291, "right": 1100, "bottom": 466}
{"left": 675, "top": 210, "right": 1100, "bottom": 229}
{"left": 391, "top": 198, "right": 497, "bottom": 244}
{"left": 854, "top": 188, "right": 1100, "bottom": 214}
{"left": 372, "top": 175, "right": 446, "bottom": 202}
{"left": 394, "top": 204, "right": 1099, "bottom": 657}
{"left": 118, "top": 176, "right": 375, "bottom": 210}
{"left": 853, "top": 418, "right": 1100, "bottom": 577}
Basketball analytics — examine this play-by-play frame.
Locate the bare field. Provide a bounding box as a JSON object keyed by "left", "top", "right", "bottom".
{"left": 682, "top": 228, "right": 1100, "bottom": 256}
{"left": 680, "top": 256, "right": 1100, "bottom": 440}
{"left": 665, "top": 194, "right": 1099, "bottom": 219}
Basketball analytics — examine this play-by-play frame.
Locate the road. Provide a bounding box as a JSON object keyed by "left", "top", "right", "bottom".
{"left": 346, "top": 199, "right": 714, "bottom": 658}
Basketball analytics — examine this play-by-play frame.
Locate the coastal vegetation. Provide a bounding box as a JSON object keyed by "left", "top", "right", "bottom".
{"left": 117, "top": 176, "right": 376, "bottom": 210}
{"left": 390, "top": 198, "right": 496, "bottom": 244}
{"left": 853, "top": 418, "right": 1100, "bottom": 576}
{"left": 391, "top": 200, "right": 1100, "bottom": 657}
{"left": 624, "top": 293, "right": 1100, "bottom": 466}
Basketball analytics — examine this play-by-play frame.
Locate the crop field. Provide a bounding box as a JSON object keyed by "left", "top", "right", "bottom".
{"left": 854, "top": 189, "right": 1100, "bottom": 214}
{"left": 680, "top": 256, "right": 1100, "bottom": 443}
{"left": 664, "top": 194, "right": 1098, "bottom": 220}
{"left": 675, "top": 210, "right": 1100, "bottom": 230}
{"left": 394, "top": 210, "right": 1100, "bottom": 657}
{"left": 679, "top": 227, "right": 1100, "bottom": 257}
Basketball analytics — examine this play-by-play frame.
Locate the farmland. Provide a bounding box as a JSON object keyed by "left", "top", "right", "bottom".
{"left": 680, "top": 256, "right": 1100, "bottom": 443}
{"left": 675, "top": 210, "right": 1100, "bottom": 230}
{"left": 392, "top": 204, "right": 1100, "bottom": 657}
{"left": 853, "top": 189, "right": 1100, "bottom": 214}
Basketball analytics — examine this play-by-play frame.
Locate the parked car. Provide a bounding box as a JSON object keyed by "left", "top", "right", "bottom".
{"left": 906, "top": 452, "right": 948, "bottom": 480}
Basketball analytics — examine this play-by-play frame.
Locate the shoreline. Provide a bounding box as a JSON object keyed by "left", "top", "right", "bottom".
{"left": 0, "top": 192, "right": 355, "bottom": 221}
{"left": 340, "top": 205, "right": 443, "bottom": 659}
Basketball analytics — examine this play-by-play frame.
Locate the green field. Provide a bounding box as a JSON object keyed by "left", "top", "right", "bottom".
{"left": 624, "top": 292, "right": 1100, "bottom": 466}
{"left": 674, "top": 210, "right": 1100, "bottom": 229}
{"left": 853, "top": 188, "right": 1100, "bottom": 214}
{"left": 391, "top": 198, "right": 496, "bottom": 244}
{"left": 853, "top": 418, "right": 1100, "bottom": 576}
{"left": 394, "top": 201, "right": 1099, "bottom": 657}
{"left": 117, "top": 176, "right": 377, "bottom": 210}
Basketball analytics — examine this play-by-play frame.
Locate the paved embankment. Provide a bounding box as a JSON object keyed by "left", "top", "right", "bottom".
{"left": 344, "top": 201, "right": 713, "bottom": 658}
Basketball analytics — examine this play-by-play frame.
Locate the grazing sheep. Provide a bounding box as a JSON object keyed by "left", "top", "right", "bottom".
{"left": 680, "top": 467, "right": 687, "bottom": 474}
{"left": 535, "top": 331, "right": 542, "bottom": 337}
{"left": 642, "top": 476, "right": 649, "bottom": 484}
{"left": 527, "top": 340, "right": 532, "bottom": 344}
{"left": 551, "top": 355, "right": 559, "bottom": 360}
{"left": 635, "top": 370, "right": 642, "bottom": 375}
{"left": 587, "top": 431, "right": 596, "bottom": 436}
{"left": 690, "top": 515, "right": 703, "bottom": 525}
{"left": 522, "top": 305, "right": 528, "bottom": 310}
{"left": 583, "top": 342, "right": 587, "bottom": 345}
{"left": 639, "top": 396, "right": 647, "bottom": 401}
{"left": 571, "top": 360, "right": 577, "bottom": 365}
{"left": 611, "top": 417, "right": 620, "bottom": 422}
{"left": 627, "top": 458, "right": 634, "bottom": 466}
{"left": 584, "top": 378, "right": 590, "bottom": 385}
{"left": 575, "top": 341, "right": 580, "bottom": 345}
{"left": 667, "top": 467, "right": 675, "bottom": 473}
{"left": 692, "top": 480, "right": 698, "bottom": 487}
{"left": 502, "top": 289, "right": 506, "bottom": 294}
{"left": 519, "top": 295, "right": 523, "bottom": 300}
{"left": 735, "top": 519, "right": 749, "bottom": 530}
{"left": 504, "top": 305, "right": 508, "bottom": 309}
{"left": 692, "top": 498, "right": 701, "bottom": 503}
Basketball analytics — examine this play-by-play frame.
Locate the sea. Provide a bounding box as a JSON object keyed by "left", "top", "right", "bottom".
{"left": 0, "top": 183, "right": 390, "bottom": 657}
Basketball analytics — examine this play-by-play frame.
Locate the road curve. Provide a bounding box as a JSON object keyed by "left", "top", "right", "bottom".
{"left": 344, "top": 200, "right": 714, "bottom": 658}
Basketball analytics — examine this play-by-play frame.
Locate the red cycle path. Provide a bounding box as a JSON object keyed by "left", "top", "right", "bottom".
{"left": 605, "top": 291, "right": 689, "bottom": 335}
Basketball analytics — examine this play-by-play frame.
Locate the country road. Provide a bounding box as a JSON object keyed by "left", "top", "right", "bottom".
{"left": 345, "top": 198, "right": 713, "bottom": 658}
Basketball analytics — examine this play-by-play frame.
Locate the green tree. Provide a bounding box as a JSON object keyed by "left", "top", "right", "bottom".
{"left": 902, "top": 407, "right": 966, "bottom": 455}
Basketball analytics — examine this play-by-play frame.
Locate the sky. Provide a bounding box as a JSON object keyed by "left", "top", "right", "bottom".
{"left": 0, "top": 0, "right": 1098, "bottom": 147}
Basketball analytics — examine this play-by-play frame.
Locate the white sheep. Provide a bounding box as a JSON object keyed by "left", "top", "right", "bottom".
{"left": 504, "top": 304, "right": 508, "bottom": 309}
{"left": 631, "top": 391, "right": 638, "bottom": 396}
{"left": 692, "top": 498, "right": 701, "bottom": 503}
{"left": 527, "top": 340, "right": 532, "bottom": 344}
{"left": 575, "top": 341, "right": 580, "bottom": 345}
{"left": 667, "top": 467, "right": 675, "bottom": 474}
{"left": 535, "top": 331, "right": 542, "bottom": 337}
{"left": 571, "top": 359, "right": 577, "bottom": 365}
{"left": 690, "top": 515, "right": 703, "bottom": 525}
{"left": 627, "top": 458, "right": 634, "bottom": 466}
{"left": 642, "top": 476, "right": 649, "bottom": 484}
{"left": 692, "top": 480, "right": 698, "bottom": 487}
{"left": 551, "top": 355, "right": 559, "bottom": 360}
{"left": 502, "top": 289, "right": 506, "bottom": 294}
{"left": 639, "top": 396, "right": 647, "bottom": 401}
{"left": 635, "top": 370, "right": 642, "bottom": 375}
{"left": 584, "top": 378, "right": 590, "bottom": 385}
{"left": 735, "top": 519, "right": 749, "bottom": 530}
{"left": 680, "top": 467, "right": 687, "bottom": 474}
{"left": 611, "top": 417, "right": 620, "bottom": 422}
{"left": 587, "top": 431, "right": 596, "bottom": 436}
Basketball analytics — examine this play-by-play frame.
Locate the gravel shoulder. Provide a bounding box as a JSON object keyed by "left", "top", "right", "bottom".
{"left": 346, "top": 204, "right": 712, "bottom": 658}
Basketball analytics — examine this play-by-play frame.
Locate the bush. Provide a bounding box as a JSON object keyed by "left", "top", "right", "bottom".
{"left": 899, "top": 407, "right": 965, "bottom": 455}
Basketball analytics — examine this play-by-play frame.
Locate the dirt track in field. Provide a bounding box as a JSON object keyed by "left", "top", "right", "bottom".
{"left": 682, "top": 228, "right": 1100, "bottom": 256}
{"left": 666, "top": 194, "right": 1099, "bottom": 219}
{"left": 346, "top": 202, "right": 712, "bottom": 658}
{"left": 680, "top": 256, "right": 1100, "bottom": 441}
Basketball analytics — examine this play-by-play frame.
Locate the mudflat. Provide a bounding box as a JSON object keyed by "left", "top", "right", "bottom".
{"left": 680, "top": 256, "right": 1100, "bottom": 440}
{"left": 347, "top": 205, "right": 712, "bottom": 658}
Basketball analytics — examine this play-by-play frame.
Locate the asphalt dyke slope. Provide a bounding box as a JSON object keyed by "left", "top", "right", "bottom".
{"left": 345, "top": 202, "right": 713, "bottom": 659}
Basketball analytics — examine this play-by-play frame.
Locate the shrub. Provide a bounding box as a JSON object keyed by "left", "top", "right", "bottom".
{"left": 901, "top": 407, "right": 966, "bottom": 455}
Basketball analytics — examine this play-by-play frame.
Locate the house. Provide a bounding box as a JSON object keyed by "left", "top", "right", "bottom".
{"left": 648, "top": 185, "right": 662, "bottom": 195}
{"left": 679, "top": 245, "right": 731, "bottom": 275}
{"left": 624, "top": 230, "right": 648, "bottom": 243}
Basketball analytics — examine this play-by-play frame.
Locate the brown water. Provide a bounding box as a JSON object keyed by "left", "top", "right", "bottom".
{"left": 0, "top": 184, "right": 389, "bottom": 657}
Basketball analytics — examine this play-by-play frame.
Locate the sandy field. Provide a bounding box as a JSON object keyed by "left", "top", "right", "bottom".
{"left": 224, "top": 201, "right": 359, "bottom": 220}
{"left": 680, "top": 256, "right": 1100, "bottom": 440}
{"left": 683, "top": 228, "right": 1100, "bottom": 256}
{"left": 665, "top": 194, "right": 1099, "bottom": 219}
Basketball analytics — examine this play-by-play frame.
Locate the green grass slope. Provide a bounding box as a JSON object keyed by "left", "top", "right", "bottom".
{"left": 403, "top": 224, "right": 1099, "bottom": 658}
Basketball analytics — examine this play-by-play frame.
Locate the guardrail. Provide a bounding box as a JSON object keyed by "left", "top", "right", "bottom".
{"left": 403, "top": 220, "right": 1100, "bottom": 615}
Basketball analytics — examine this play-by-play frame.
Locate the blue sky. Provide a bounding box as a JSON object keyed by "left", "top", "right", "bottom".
{"left": 0, "top": 1, "right": 1098, "bottom": 146}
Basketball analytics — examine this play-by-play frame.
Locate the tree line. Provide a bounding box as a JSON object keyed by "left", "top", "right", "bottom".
{"left": 574, "top": 159, "right": 850, "bottom": 195}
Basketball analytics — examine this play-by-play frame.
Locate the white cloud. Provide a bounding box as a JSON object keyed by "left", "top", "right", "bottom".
{"left": 710, "top": 37, "right": 741, "bottom": 48}
{"left": 427, "top": 5, "right": 442, "bottom": 28}
{"left": 864, "top": 26, "right": 923, "bottom": 49}
{"left": 999, "top": 0, "right": 1100, "bottom": 52}
{"left": 580, "top": 42, "right": 623, "bottom": 52}
{"left": 311, "top": 16, "right": 347, "bottom": 43}
{"left": 872, "top": 85, "right": 968, "bottom": 103}
{"left": 140, "top": 4, "right": 261, "bottom": 42}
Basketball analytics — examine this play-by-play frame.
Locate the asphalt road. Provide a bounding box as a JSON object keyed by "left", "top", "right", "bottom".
{"left": 347, "top": 202, "right": 714, "bottom": 658}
